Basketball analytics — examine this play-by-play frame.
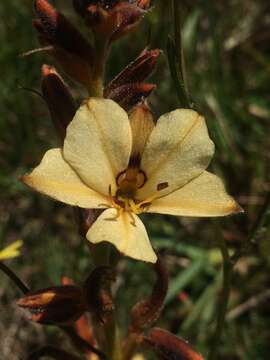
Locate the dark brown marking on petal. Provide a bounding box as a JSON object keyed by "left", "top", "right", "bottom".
{"left": 157, "top": 182, "right": 169, "bottom": 191}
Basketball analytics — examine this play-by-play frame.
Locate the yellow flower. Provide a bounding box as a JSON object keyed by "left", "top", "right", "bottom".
{"left": 22, "top": 98, "right": 242, "bottom": 263}
{"left": 0, "top": 240, "right": 23, "bottom": 260}
{"left": 131, "top": 354, "right": 145, "bottom": 360}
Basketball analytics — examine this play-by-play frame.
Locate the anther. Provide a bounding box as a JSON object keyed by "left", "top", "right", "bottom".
{"left": 127, "top": 211, "right": 136, "bottom": 227}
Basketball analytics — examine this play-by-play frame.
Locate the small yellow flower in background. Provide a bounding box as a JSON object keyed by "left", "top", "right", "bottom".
{"left": 131, "top": 354, "right": 145, "bottom": 360}
{"left": 0, "top": 240, "right": 23, "bottom": 261}
{"left": 22, "top": 98, "right": 242, "bottom": 263}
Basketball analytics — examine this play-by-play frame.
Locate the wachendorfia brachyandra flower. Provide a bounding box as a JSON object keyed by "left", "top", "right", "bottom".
{"left": 22, "top": 98, "right": 242, "bottom": 263}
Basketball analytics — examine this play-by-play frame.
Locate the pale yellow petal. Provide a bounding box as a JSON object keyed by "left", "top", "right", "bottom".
{"left": 22, "top": 148, "right": 108, "bottom": 208}
{"left": 137, "top": 109, "right": 214, "bottom": 199}
{"left": 63, "top": 98, "right": 132, "bottom": 196}
{"left": 147, "top": 171, "right": 243, "bottom": 217}
{"left": 86, "top": 208, "right": 157, "bottom": 263}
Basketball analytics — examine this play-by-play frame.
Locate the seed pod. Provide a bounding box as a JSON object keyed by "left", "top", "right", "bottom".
{"left": 74, "top": 1, "right": 147, "bottom": 42}
{"left": 107, "top": 83, "right": 156, "bottom": 111}
{"left": 104, "top": 49, "right": 161, "bottom": 97}
{"left": 136, "top": 0, "right": 151, "bottom": 9}
{"left": 17, "top": 285, "right": 86, "bottom": 325}
{"left": 144, "top": 328, "right": 204, "bottom": 360}
{"left": 41, "top": 64, "right": 76, "bottom": 142}
{"left": 34, "top": 0, "right": 94, "bottom": 87}
{"left": 129, "top": 256, "right": 168, "bottom": 333}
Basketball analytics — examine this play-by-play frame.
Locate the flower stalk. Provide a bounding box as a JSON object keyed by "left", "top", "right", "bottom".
{"left": 167, "top": 0, "right": 191, "bottom": 109}
{"left": 208, "top": 227, "right": 233, "bottom": 360}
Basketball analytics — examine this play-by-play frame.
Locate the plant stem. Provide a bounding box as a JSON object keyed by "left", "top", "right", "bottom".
{"left": 84, "top": 31, "right": 122, "bottom": 359}
{"left": 208, "top": 230, "right": 233, "bottom": 360}
{"left": 231, "top": 190, "right": 270, "bottom": 263}
{"left": 209, "top": 190, "right": 270, "bottom": 359}
{"left": 248, "top": 190, "right": 270, "bottom": 241}
{"left": 88, "top": 35, "right": 109, "bottom": 97}
{"left": 63, "top": 326, "right": 108, "bottom": 360}
{"left": 0, "top": 261, "right": 29, "bottom": 294}
{"left": 167, "top": 0, "right": 191, "bottom": 108}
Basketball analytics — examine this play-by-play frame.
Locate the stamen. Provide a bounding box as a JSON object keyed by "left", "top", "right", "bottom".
{"left": 127, "top": 211, "right": 136, "bottom": 227}
{"left": 129, "top": 200, "right": 141, "bottom": 214}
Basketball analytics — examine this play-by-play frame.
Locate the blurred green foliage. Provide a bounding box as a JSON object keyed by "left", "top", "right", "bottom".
{"left": 0, "top": 0, "right": 270, "bottom": 359}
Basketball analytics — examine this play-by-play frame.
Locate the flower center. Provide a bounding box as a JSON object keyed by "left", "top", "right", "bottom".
{"left": 116, "top": 167, "right": 146, "bottom": 199}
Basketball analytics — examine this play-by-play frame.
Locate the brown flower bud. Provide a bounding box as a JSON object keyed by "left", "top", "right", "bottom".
{"left": 73, "top": 0, "right": 121, "bottom": 16}
{"left": 107, "top": 83, "right": 156, "bottom": 111}
{"left": 75, "top": 1, "right": 146, "bottom": 42}
{"left": 110, "top": 3, "right": 145, "bottom": 42}
{"left": 129, "top": 256, "right": 168, "bottom": 333}
{"left": 34, "top": 0, "right": 94, "bottom": 87}
{"left": 17, "top": 285, "right": 86, "bottom": 325}
{"left": 104, "top": 49, "right": 161, "bottom": 97}
{"left": 83, "top": 266, "right": 115, "bottom": 324}
{"left": 144, "top": 328, "right": 204, "bottom": 360}
{"left": 41, "top": 65, "right": 76, "bottom": 142}
{"left": 137, "top": 0, "right": 151, "bottom": 10}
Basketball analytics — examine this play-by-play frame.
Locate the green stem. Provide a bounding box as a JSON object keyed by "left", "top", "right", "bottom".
{"left": 105, "top": 317, "right": 122, "bottom": 360}
{"left": 167, "top": 0, "right": 191, "bottom": 108}
{"left": 122, "top": 333, "right": 142, "bottom": 360}
{"left": 84, "top": 29, "right": 122, "bottom": 358}
{"left": 88, "top": 35, "right": 110, "bottom": 97}
{"left": 231, "top": 190, "right": 270, "bottom": 263}
{"left": 247, "top": 190, "right": 270, "bottom": 243}
{"left": 208, "top": 230, "right": 233, "bottom": 360}
{"left": 0, "top": 261, "right": 29, "bottom": 294}
{"left": 88, "top": 243, "right": 122, "bottom": 359}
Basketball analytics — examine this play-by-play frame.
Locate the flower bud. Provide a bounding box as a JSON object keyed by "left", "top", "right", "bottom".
{"left": 104, "top": 49, "right": 161, "bottom": 97}
{"left": 34, "top": 0, "right": 94, "bottom": 87}
{"left": 109, "top": 3, "right": 145, "bottom": 42}
{"left": 17, "top": 285, "right": 86, "bottom": 325}
{"left": 136, "top": 0, "right": 151, "bottom": 9}
{"left": 144, "top": 328, "right": 204, "bottom": 360}
{"left": 74, "top": 1, "right": 147, "bottom": 42}
{"left": 107, "top": 83, "right": 156, "bottom": 111}
{"left": 41, "top": 65, "right": 76, "bottom": 142}
{"left": 73, "top": 0, "right": 121, "bottom": 16}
